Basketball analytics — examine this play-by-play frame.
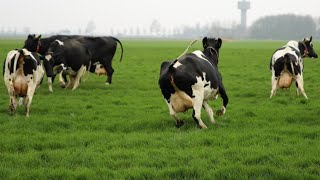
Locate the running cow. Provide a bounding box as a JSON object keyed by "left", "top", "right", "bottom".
{"left": 3, "top": 49, "right": 44, "bottom": 116}
{"left": 23, "top": 34, "right": 123, "bottom": 85}
{"left": 44, "top": 39, "right": 91, "bottom": 91}
{"left": 159, "top": 37, "right": 228, "bottom": 129}
{"left": 269, "top": 36, "right": 318, "bottom": 99}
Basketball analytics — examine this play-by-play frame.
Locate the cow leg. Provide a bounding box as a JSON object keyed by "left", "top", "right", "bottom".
{"left": 295, "top": 81, "right": 300, "bottom": 96}
{"left": 9, "top": 96, "right": 16, "bottom": 115}
{"left": 59, "top": 72, "right": 67, "bottom": 88}
{"left": 66, "top": 75, "right": 75, "bottom": 89}
{"left": 270, "top": 75, "right": 278, "bottom": 98}
{"left": 8, "top": 81, "right": 16, "bottom": 114}
{"left": 296, "top": 74, "right": 308, "bottom": 99}
{"left": 72, "top": 65, "right": 87, "bottom": 90}
{"left": 25, "top": 82, "right": 36, "bottom": 117}
{"left": 192, "top": 92, "right": 207, "bottom": 129}
{"left": 47, "top": 77, "right": 53, "bottom": 92}
{"left": 102, "top": 56, "right": 114, "bottom": 85}
{"left": 165, "top": 101, "right": 184, "bottom": 128}
{"left": 203, "top": 101, "right": 215, "bottom": 124}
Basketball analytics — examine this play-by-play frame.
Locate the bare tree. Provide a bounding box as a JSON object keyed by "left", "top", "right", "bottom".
{"left": 85, "top": 20, "right": 96, "bottom": 35}
{"left": 150, "top": 19, "right": 161, "bottom": 36}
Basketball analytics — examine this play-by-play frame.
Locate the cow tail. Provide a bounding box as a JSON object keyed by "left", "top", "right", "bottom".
{"left": 111, "top": 37, "right": 123, "bottom": 62}
{"left": 168, "top": 59, "right": 179, "bottom": 91}
{"left": 284, "top": 53, "right": 295, "bottom": 76}
{"left": 12, "top": 51, "right": 20, "bottom": 80}
{"left": 176, "top": 39, "right": 197, "bottom": 60}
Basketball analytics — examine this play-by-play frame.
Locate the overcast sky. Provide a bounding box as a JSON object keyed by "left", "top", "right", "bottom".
{"left": 1, "top": 0, "right": 319, "bottom": 34}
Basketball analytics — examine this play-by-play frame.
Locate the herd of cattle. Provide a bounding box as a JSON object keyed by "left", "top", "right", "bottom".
{"left": 2, "top": 34, "right": 318, "bottom": 128}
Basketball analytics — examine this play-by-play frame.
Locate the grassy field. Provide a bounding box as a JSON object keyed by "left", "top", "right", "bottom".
{"left": 0, "top": 39, "right": 319, "bottom": 179}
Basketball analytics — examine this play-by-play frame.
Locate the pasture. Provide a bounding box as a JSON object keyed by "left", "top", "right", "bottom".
{"left": 0, "top": 39, "right": 319, "bottom": 179}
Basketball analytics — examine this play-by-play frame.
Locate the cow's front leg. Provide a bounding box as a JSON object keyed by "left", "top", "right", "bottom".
{"left": 203, "top": 101, "right": 215, "bottom": 124}
{"left": 296, "top": 74, "right": 308, "bottom": 99}
{"left": 165, "top": 101, "right": 184, "bottom": 128}
{"left": 59, "top": 72, "right": 67, "bottom": 88}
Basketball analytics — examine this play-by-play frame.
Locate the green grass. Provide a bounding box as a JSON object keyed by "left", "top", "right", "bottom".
{"left": 0, "top": 39, "right": 319, "bottom": 179}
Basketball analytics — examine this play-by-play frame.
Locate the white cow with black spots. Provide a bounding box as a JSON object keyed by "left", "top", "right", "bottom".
{"left": 3, "top": 49, "right": 44, "bottom": 116}
{"left": 269, "top": 36, "right": 318, "bottom": 98}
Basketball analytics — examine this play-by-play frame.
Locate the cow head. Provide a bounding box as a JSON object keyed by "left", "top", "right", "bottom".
{"left": 43, "top": 40, "right": 66, "bottom": 92}
{"left": 23, "top": 34, "right": 41, "bottom": 52}
{"left": 202, "top": 37, "right": 222, "bottom": 65}
{"left": 91, "top": 62, "right": 107, "bottom": 76}
{"left": 300, "top": 36, "right": 318, "bottom": 58}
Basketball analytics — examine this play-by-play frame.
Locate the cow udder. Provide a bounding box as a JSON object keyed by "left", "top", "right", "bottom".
{"left": 170, "top": 91, "right": 193, "bottom": 112}
{"left": 278, "top": 71, "right": 293, "bottom": 89}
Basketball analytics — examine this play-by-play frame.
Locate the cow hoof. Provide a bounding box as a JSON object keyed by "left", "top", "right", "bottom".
{"left": 216, "top": 109, "right": 224, "bottom": 116}
{"left": 60, "top": 84, "right": 67, "bottom": 88}
{"left": 105, "top": 82, "right": 110, "bottom": 85}
{"left": 198, "top": 123, "right": 208, "bottom": 129}
{"left": 175, "top": 120, "right": 184, "bottom": 128}
{"left": 8, "top": 106, "right": 15, "bottom": 115}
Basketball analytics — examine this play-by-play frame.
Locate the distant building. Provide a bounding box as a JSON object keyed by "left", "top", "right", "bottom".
{"left": 238, "top": 0, "right": 250, "bottom": 30}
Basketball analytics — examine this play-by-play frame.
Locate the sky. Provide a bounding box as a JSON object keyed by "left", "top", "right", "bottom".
{"left": 1, "top": 0, "right": 319, "bottom": 34}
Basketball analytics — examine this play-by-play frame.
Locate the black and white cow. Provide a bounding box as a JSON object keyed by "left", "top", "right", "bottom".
{"left": 270, "top": 36, "right": 318, "bottom": 99}
{"left": 44, "top": 39, "right": 90, "bottom": 91}
{"left": 159, "top": 37, "right": 228, "bottom": 129}
{"left": 3, "top": 49, "right": 44, "bottom": 116}
{"left": 23, "top": 34, "right": 123, "bottom": 85}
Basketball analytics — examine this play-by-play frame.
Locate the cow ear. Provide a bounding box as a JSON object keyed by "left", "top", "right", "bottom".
{"left": 310, "top": 36, "right": 313, "bottom": 42}
{"left": 28, "top": 34, "right": 33, "bottom": 39}
{"left": 36, "top": 34, "right": 41, "bottom": 40}
{"left": 217, "top": 38, "right": 222, "bottom": 49}
{"left": 202, "top": 37, "right": 208, "bottom": 48}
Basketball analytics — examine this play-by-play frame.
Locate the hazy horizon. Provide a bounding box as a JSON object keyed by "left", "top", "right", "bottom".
{"left": 1, "top": 0, "right": 319, "bottom": 34}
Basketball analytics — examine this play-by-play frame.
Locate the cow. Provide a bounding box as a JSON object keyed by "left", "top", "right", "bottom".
{"left": 269, "top": 36, "right": 318, "bottom": 99}
{"left": 23, "top": 34, "right": 123, "bottom": 85}
{"left": 44, "top": 39, "right": 90, "bottom": 91}
{"left": 159, "top": 37, "right": 228, "bottom": 129}
{"left": 3, "top": 48, "right": 44, "bottom": 116}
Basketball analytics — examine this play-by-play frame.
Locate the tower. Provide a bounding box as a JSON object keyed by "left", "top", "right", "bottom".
{"left": 238, "top": 0, "right": 250, "bottom": 30}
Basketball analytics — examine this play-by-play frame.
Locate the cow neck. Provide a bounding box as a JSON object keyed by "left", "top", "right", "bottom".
{"left": 203, "top": 46, "right": 219, "bottom": 67}
{"left": 298, "top": 41, "right": 308, "bottom": 57}
{"left": 38, "top": 38, "right": 53, "bottom": 55}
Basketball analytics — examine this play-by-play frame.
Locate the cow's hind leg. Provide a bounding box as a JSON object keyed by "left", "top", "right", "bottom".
{"left": 296, "top": 74, "right": 308, "bottom": 99}
{"left": 9, "top": 96, "right": 16, "bottom": 115}
{"left": 25, "top": 81, "right": 36, "bottom": 117}
{"left": 203, "top": 101, "right": 215, "bottom": 124}
{"left": 165, "top": 101, "right": 184, "bottom": 128}
{"left": 66, "top": 75, "right": 76, "bottom": 89}
{"left": 270, "top": 75, "right": 278, "bottom": 98}
{"left": 192, "top": 93, "right": 207, "bottom": 129}
{"left": 72, "top": 65, "right": 87, "bottom": 90}
{"left": 102, "top": 56, "right": 115, "bottom": 85}
{"left": 8, "top": 82, "right": 16, "bottom": 114}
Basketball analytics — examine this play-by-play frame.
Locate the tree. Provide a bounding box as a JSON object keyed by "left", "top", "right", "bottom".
{"left": 150, "top": 19, "right": 161, "bottom": 36}
{"left": 85, "top": 20, "right": 96, "bottom": 35}
{"left": 249, "top": 14, "right": 316, "bottom": 40}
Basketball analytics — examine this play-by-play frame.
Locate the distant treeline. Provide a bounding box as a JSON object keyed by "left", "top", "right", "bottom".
{"left": 249, "top": 14, "right": 318, "bottom": 40}
{"left": 1, "top": 14, "right": 319, "bottom": 40}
